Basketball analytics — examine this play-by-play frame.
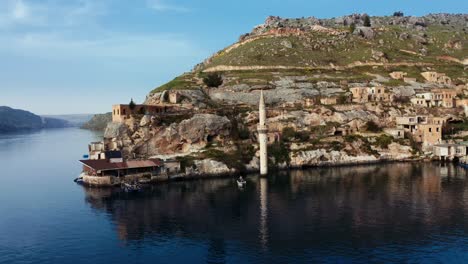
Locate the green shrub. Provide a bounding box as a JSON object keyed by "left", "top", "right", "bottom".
{"left": 349, "top": 23, "right": 356, "bottom": 33}
{"left": 363, "top": 15, "right": 371, "bottom": 27}
{"left": 330, "top": 141, "right": 343, "bottom": 151}
{"left": 365, "top": 121, "right": 382, "bottom": 132}
{"left": 282, "top": 127, "right": 296, "bottom": 142}
{"left": 269, "top": 142, "right": 290, "bottom": 166}
{"left": 375, "top": 135, "right": 393, "bottom": 149}
{"left": 203, "top": 73, "right": 223, "bottom": 88}
{"left": 238, "top": 128, "right": 250, "bottom": 140}
{"left": 176, "top": 156, "right": 196, "bottom": 173}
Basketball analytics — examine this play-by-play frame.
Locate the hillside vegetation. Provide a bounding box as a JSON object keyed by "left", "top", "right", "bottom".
{"left": 152, "top": 13, "right": 466, "bottom": 94}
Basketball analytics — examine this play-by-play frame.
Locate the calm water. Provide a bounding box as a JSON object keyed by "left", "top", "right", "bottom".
{"left": 1, "top": 128, "right": 468, "bottom": 263}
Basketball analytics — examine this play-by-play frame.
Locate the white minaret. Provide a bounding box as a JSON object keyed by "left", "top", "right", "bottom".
{"left": 258, "top": 90, "right": 268, "bottom": 175}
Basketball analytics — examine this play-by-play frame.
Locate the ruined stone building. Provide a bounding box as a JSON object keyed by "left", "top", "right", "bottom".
{"left": 421, "top": 72, "right": 452, "bottom": 85}
{"left": 112, "top": 104, "right": 170, "bottom": 122}
{"left": 350, "top": 86, "right": 393, "bottom": 103}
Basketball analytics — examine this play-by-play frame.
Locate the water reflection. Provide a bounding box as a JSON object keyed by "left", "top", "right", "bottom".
{"left": 82, "top": 163, "right": 468, "bottom": 261}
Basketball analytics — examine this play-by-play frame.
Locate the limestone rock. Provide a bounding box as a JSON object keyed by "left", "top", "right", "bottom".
{"left": 291, "top": 149, "right": 378, "bottom": 167}
{"left": 104, "top": 122, "right": 129, "bottom": 139}
{"left": 193, "top": 159, "right": 235, "bottom": 175}
{"left": 280, "top": 39, "right": 293, "bottom": 49}
{"left": 354, "top": 27, "right": 375, "bottom": 39}
{"left": 178, "top": 114, "right": 231, "bottom": 143}
{"left": 139, "top": 115, "right": 152, "bottom": 127}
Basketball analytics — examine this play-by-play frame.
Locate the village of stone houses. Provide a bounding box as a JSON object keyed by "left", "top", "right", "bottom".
{"left": 79, "top": 13, "right": 468, "bottom": 186}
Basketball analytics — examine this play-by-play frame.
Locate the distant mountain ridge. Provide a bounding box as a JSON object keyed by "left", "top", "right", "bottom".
{"left": 0, "top": 106, "right": 94, "bottom": 132}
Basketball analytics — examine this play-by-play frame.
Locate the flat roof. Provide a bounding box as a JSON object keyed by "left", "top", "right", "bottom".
{"left": 80, "top": 159, "right": 162, "bottom": 171}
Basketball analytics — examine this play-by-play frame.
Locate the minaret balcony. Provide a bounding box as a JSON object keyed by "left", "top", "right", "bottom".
{"left": 257, "top": 125, "right": 268, "bottom": 133}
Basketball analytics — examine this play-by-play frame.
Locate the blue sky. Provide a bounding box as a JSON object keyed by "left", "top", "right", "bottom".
{"left": 0, "top": 0, "right": 466, "bottom": 114}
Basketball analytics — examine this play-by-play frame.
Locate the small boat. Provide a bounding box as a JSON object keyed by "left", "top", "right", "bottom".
{"left": 73, "top": 176, "right": 83, "bottom": 183}
{"left": 237, "top": 177, "right": 247, "bottom": 187}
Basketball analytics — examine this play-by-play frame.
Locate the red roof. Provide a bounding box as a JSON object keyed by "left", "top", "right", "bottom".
{"left": 79, "top": 159, "right": 162, "bottom": 171}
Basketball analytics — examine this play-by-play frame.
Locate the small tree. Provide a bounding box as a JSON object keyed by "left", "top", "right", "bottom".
{"left": 203, "top": 73, "right": 223, "bottom": 88}
{"left": 393, "top": 11, "right": 404, "bottom": 17}
{"left": 363, "top": 15, "right": 371, "bottom": 27}
{"left": 129, "top": 98, "right": 136, "bottom": 110}
{"left": 365, "top": 120, "right": 381, "bottom": 132}
{"left": 349, "top": 23, "right": 356, "bottom": 33}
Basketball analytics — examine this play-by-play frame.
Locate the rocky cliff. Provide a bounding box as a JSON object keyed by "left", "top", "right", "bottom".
{"left": 81, "top": 113, "right": 112, "bottom": 131}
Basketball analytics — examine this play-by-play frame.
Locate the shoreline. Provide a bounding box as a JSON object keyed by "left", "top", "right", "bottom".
{"left": 78, "top": 158, "right": 458, "bottom": 187}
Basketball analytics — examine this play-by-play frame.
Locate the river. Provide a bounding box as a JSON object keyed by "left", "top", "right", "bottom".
{"left": 1, "top": 128, "right": 468, "bottom": 263}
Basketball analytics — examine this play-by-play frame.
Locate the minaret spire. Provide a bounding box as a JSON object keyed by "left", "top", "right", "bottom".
{"left": 257, "top": 90, "right": 268, "bottom": 176}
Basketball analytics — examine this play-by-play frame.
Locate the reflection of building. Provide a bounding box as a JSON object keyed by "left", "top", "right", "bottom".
{"left": 80, "top": 163, "right": 468, "bottom": 258}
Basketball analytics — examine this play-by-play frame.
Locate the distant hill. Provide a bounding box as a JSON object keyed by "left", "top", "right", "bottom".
{"left": 80, "top": 113, "right": 112, "bottom": 131}
{"left": 0, "top": 106, "right": 90, "bottom": 132}
{"left": 42, "top": 114, "right": 94, "bottom": 127}
{"left": 0, "top": 106, "right": 44, "bottom": 132}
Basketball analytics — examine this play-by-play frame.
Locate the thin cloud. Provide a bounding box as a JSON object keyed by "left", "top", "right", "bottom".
{"left": 11, "top": 0, "right": 29, "bottom": 20}
{"left": 147, "top": 0, "right": 190, "bottom": 12}
{"left": 0, "top": 32, "right": 205, "bottom": 59}
{"left": 0, "top": 0, "right": 106, "bottom": 29}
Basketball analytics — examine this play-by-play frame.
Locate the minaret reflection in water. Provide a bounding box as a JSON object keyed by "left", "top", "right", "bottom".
{"left": 259, "top": 177, "right": 268, "bottom": 250}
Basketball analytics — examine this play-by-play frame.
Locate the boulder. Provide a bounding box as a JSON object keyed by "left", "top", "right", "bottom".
{"left": 178, "top": 114, "right": 231, "bottom": 144}
{"left": 353, "top": 27, "right": 375, "bottom": 39}
{"left": 193, "top": 159, "right": 235, "bottom": 175}
{"left": 280, "top": 39, "right": 293, "bottom": 49}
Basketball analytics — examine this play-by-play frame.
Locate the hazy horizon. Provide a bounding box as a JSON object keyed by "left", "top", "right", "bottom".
{"left": 0, "top": 0, "right": 466, "bottom": 115}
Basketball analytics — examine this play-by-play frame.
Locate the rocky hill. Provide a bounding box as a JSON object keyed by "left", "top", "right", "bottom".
{"left": 0, "top": 106, "right": 44, "bottom": 132}
{"left": 81, "top": 113, "right": 112, "bottom": 131}
{"left": 0, "top": 106, "right": 72, "bottom": 132}
{"left": 103, "top": 13, "right": 468, "bottom": 175}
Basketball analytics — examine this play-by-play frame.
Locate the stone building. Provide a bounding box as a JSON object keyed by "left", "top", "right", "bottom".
{"left": 396, "top": 116, "right": 427, "bottom": 132}
{"left": 368, "top": 86, "right": 393, "bottom": 102}
{"left": 320, "top": 96, "right": 338, "bottom": 105}
{"left": 169, "top": 92, "right": 181, "bottom": 104}
{"left": 350, "top": 87, "right": 369, "bottom": 103}
{"left": 112, "top": 104, "right": 170, "bottom": 122}
{"left": 413, "top": 89, "right": 457, "bottom": 108}
{"left": 413, "top": 124, "right": 443, "bottom": 149}
{"left": 350, "top": 86, "right": 393, "bottom": 103}
{"left": 432, "top": 89, "right": 457, "bottom": 108}
{"left": 396, "top": 115, "right": 442, "bottom": 150}
{"left": 410, "top": 97, "right": 426, "bottom": 107}
{"left": 433, "top": 143, "right": 468, "bottom": 161}
{"left": 421, "top": 72, "right": 452, "bottom": 85}
{"left": 389, "top": 71, "right": 407, "bottom": 80}
{"left": 403, "top": 77, "right": 417, "bottom": 83}
{"left": 383, "top": 128, "right": 405, "bottom": 139}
